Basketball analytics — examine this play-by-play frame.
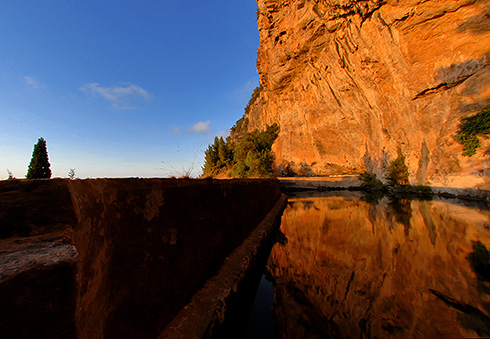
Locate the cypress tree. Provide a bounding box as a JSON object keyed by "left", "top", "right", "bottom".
{"left": 26, "top": 137, "right": 52, "bottom": 179}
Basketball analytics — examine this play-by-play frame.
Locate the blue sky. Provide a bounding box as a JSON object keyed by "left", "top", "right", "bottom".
{"left": 0, "top": 1, "right": 260, "bottom": 178}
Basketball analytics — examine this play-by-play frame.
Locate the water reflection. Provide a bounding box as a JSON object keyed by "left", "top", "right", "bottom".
{"left": 266, "top": 192, "right": 490, "bottom": 338}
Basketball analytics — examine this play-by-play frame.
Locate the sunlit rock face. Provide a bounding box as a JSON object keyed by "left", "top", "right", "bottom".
{"left": 250, "top": 0, "right": 490, "bottom": 188}
{"left": 267, "top": 194, "right": 490, "bottom": 338}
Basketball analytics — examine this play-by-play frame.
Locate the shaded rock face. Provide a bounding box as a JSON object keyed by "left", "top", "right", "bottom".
{"left": 68, "top": 178, "right": 281, "bottom": 339}
{"left": 0, "top": 179, "right": 76, "bottom": 241}
{"left": 267, "top": 194, "right": 490, "bottom": 338}
{"left": 0, "top": 178, "right": 283, "bottom": 339}
{"left": 250, "top": 0, "right": 490, "bottom": 188}
{"left": 0, "top": 179, "right": 77, "bottom": 339}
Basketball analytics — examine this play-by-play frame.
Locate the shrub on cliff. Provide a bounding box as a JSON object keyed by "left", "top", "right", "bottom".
{"left": 386, "top": 147, "right": 409, "bottom": 186}
{"left": 6, "top": 169, "right": 15, "bottom": 180}
{"left": 68, "top": 168, "right": 77, "bottom": 180}
{"left": 232, "top": 123, "right": 279, "bottom": 177}
{"left": 359, "top": 172, "right": 385, "bottom": 190}
{"left": 202, "top": 124, "right": 279, "bottom": 178}
{"left": 26, "top": 137, "right": 51, "bottom": 179}
{"left": 244, "top": 86, "right": 262, "bottom": 116}
{"left": 454, "top": 105, "right": 490, "bottom": 156}
{"left": 202, "top": 86, "right": 279, "bottom": 178}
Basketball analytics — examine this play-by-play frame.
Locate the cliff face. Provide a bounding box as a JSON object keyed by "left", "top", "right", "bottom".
{"left": 249, "top": 0, "right": 490, "bottom": 188}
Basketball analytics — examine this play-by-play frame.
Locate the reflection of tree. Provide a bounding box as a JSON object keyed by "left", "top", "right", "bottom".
{"left": 361, "top": 191, "right": 384, "bottom": 204}
{"left": 388, "top": 198, "right": 412, "bottom": 236}
{"left": 467, "top": 241, "right": 490, "bottom": 283}
{"left": 302, "top": 201, "right": 317, "bottom": 210}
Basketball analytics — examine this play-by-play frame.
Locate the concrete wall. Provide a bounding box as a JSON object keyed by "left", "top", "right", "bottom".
{"left": 0, "top": 178, "right": 284, "bottom": 339}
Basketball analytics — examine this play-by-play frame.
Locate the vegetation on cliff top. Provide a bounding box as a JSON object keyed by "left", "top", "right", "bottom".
{"left": 454, "top": 105, "right": 490, "bottom": 156}
{"left": 202, "top": 123, "right": 279, "bottom": 178}
{"left": 202, "top": 85, "right": 280, "bottom": 178}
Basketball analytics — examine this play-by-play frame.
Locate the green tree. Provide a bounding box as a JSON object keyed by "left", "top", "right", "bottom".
{"left": 216, "top": 137, "right": 232, "bottom": 169}
{"left": 386, "top": 147, "right": 409, "bottom": 186}
{"left": 202, "top": 137, "right": 220, "bottom": 175}
{"left": 232, "top": 123, "right": 279, "bottom": 177}
{"left": 26, "top": 137, "right": 51, "bottom": 179}
{"left": 454, "top": 105, "right": 490, "bottom": 156}
{"left": 202, "top": 123, "right": 279, "bottom": 178}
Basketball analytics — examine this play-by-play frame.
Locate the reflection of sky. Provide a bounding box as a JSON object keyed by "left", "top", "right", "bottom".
{"left": 243, "top": 275, "right": 276, "bottom": 339}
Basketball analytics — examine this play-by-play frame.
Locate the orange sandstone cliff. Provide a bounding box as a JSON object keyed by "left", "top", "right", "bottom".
{"left": 247, "top": 0, "right": 490, "bottom": 189}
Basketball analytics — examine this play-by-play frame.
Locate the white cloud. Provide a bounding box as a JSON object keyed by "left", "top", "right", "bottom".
{"left": 190, "top": 121, "right": 211, "bottom": 133}
{"left": 23, "top": 75, "right": 45, "bottom": 89}
{"left": 80, "top": 82, "right": 151, "bottom": 110}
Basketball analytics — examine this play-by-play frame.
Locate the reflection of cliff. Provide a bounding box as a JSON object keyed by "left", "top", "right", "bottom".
{"left": 250, "top": 0, "right": 490, "bottom": 187}
{"left": 267, "top": 195, "right": 490, "bottom": 338}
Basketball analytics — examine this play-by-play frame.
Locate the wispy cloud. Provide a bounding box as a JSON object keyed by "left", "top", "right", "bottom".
{"left": 231, "top": 78, "right": 259, "bottom": 103}
{"left": 190, "top": 121, "right": 211, "bottom": 133}
{"left": 80, "top": 82, "right": 151, "bottom": 110}
{"left": 23, "top": 75, "right": 45, "bottom": 89}
{"left": 171, "top": 126, "right": 183, "bottom": 135}
{"left": 216, "top": 129, "right": 230, "bottom": 139}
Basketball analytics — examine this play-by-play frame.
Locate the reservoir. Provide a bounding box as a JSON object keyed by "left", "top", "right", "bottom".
{"left": 245, "top": 191, "right": 490, "bottom": 338}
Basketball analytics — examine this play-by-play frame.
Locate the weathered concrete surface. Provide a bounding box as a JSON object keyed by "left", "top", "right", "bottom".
{"left": 0, "top": 179, "right": 76, "bottom": 243}
{"left": 0, "top": 179, "right": 77, "bottom": 339}
{"left": 249, "top": 0, "right": 490, "bottom": 189}
{"left": 0, "top": 178, "right": 285, "bottom": 338}
{"left": 68, "top": 178, "right": 283, "bottom": 339}
{"left": 159, "top": 193, "right": 287, "bottom": 339}
{"left": 0, "top": 255, "right": 78, "bottom": 339}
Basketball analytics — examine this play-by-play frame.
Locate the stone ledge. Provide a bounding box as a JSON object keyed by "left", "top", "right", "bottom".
{"left": 159, "top": 193, "right": 288, "bottom": 339}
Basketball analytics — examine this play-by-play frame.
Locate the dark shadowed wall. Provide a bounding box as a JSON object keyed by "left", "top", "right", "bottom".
{"left": 0, "top": 178, "right": 282, "bottom": 339}
{"left": 68, "top": 178, "right": 282, "bottom": 339}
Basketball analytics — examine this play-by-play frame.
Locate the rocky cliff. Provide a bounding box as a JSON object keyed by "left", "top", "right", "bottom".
{"left": 248, "top": 0, "right": 490, "bottom": 189}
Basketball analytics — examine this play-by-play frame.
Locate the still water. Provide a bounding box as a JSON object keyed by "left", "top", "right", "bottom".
{"left": 245, "top": 191, "right": 490, "bottom": 338}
